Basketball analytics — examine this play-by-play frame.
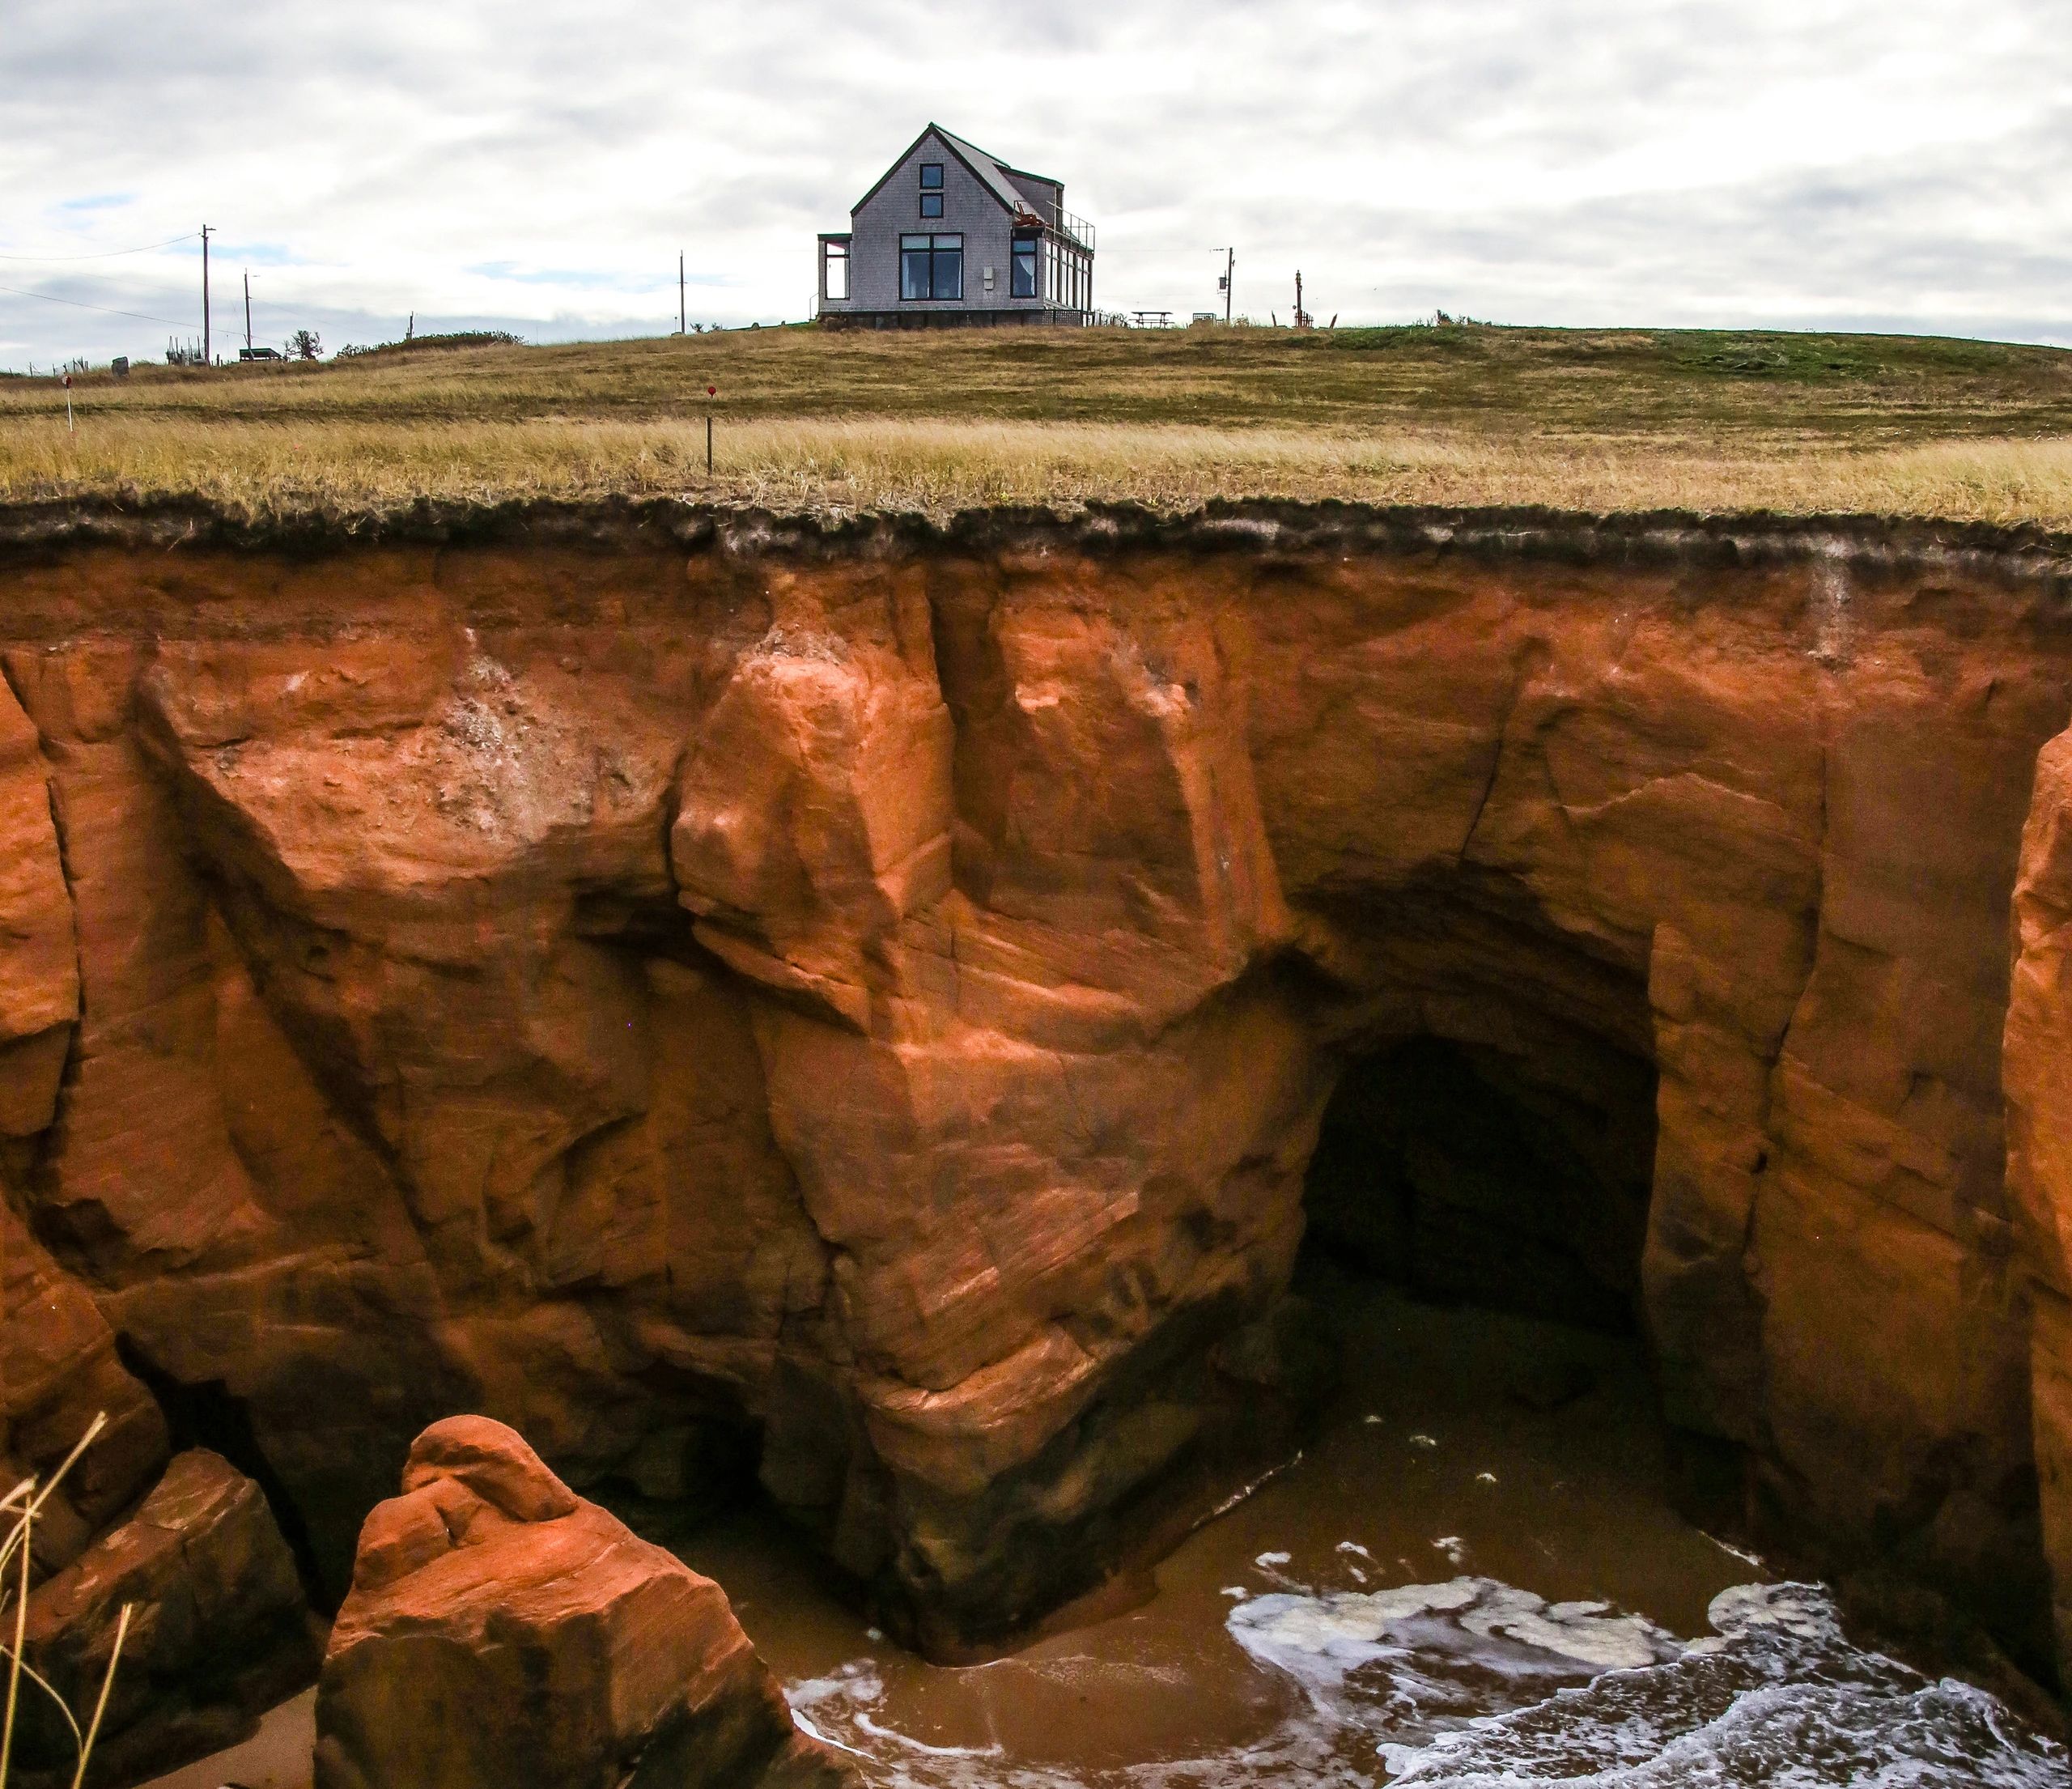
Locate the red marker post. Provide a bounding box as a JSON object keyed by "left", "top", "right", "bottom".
{"left": 706, "top": 385, "right": 717, "bottom": 476}
{"left": 62, "top": 371, "right": 73, "bottom": 435}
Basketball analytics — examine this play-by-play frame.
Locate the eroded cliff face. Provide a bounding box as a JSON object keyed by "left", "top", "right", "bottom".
{"left": 5, "top": 504, "right": 2072, "bottom": 1696}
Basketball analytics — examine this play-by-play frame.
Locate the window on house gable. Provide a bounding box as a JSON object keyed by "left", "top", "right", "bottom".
{"left": 919, "top": 164, "right": 944, "bottom": 189}
{"left": 919, "top": 190, "right": 944, "bottom": 219}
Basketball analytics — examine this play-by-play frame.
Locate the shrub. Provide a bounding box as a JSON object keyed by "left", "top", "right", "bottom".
{"left": 337, "top": 330, "right": 525, "bottom": 360}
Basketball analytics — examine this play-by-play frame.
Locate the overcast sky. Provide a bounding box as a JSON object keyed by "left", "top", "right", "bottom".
{"left": 2, "top": 0, "right": 2066, "bottom": 368}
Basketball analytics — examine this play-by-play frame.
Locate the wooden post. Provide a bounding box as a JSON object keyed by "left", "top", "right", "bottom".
{"left": 707, "top": 411, "right": 713, "bottom": 475}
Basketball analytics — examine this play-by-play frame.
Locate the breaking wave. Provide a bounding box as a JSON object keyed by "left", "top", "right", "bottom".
{"left": 783, "top": 1575, "right": 2066, "bottom": 1787}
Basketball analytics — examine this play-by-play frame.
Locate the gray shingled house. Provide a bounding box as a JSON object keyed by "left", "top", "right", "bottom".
{"left": 817, "top": 125, "right": 1095, "bottom": 329}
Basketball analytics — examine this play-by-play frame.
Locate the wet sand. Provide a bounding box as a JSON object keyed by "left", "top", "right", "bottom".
{"left": 141, "top": 1688, "right": 315, "bottom": 1789}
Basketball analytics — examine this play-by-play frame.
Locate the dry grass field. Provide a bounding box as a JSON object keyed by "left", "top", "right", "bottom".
{"left": 3, "top": 322, "right": 2071, "bottom": 524}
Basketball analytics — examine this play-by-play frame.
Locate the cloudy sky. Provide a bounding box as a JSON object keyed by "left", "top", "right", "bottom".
{"left": 2, "top": 0, "right": 2066, "bottom": 368}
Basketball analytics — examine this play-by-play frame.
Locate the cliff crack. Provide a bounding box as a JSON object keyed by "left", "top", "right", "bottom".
{"left": 1456, "top": 649, "right": 1538, "bottom": 865}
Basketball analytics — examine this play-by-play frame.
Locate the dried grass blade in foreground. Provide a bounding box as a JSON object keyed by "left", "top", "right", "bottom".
{"left": 0, "top": 1493, "right": 25, "bottom": 1786}
{"left": 0, "top": 1415, "right": 134, "bottom": 1789}
{"left": 68, "top": 1606, "right": 130, "bottom": 1789}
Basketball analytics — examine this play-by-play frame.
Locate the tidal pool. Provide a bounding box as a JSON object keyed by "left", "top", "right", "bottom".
{"left": 687, "top": 1273, "right": 2068, "bottom": 1787}
{"left": 146, "top": 1272, "right": 2067, "bottom": 1789}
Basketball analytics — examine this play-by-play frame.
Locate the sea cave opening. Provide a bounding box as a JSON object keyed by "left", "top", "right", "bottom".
{"left": 1298, "top": 1027, "right": 1660, "bottom": 1338}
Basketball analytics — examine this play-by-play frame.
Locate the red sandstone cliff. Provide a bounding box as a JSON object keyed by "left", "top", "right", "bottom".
{"left": 3, "top": 504, "right": 2070, "bottom": 1731}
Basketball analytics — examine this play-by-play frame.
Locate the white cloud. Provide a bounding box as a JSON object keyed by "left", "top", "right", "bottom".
{"left": 0, "top": 0, "right": 2065, "bottom": 366}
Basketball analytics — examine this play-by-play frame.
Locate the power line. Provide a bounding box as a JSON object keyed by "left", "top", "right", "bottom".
{"left": 0, "top": 282, "right": 192, "bottom": 329}
{"left": 0, "top": 232, "right": 197, "bottom": 264}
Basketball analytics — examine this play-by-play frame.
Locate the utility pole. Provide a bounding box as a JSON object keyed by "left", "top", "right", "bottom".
{"left": 1222, "top": 247, "right": 1234, "bottom": 325}
{"left": 1294, "top": 269, "right": 1306, "bottom": 329}
{"left": 201, "top": 225, "right": 214, "bottom": 363}
{"left": 243, "top": 270, "right": 253, "bottom": 351}
{"left": 679, "top": 253, "right": 686, "bottom": 335}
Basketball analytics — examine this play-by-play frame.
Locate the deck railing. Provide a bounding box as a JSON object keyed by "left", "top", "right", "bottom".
{"left": 1059, "top": 210, "right": 1095, "bottom": 253}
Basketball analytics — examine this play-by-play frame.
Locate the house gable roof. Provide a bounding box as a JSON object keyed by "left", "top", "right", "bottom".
{"left": 851, "top": 124, "right": 1055, "bottom": 223}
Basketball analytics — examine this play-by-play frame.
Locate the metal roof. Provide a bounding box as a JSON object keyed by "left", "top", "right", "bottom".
{"left": 851, "top": 124, "right": 1059, "bottom": 224}
{"left": 932, "top": 126, "right": 1057, "bottom": 216}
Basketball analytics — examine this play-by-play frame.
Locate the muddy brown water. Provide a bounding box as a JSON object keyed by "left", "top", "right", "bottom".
{"left": 147, "top": 1271, "right": 2066, "bottom": 1789}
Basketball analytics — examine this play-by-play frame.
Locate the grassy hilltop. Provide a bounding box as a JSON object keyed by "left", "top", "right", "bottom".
{"left": 2, "top": 322, "right": 2070, "bottom": 523}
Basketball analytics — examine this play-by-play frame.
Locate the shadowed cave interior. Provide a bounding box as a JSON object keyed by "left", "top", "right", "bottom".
{"left": 1300, "top": 1030, "right": 1660, "bottom": 1338}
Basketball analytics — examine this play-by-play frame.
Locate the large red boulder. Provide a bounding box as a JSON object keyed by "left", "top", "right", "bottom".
{"left": 315, "top": 1417, "right": 847, "bottom": 1789}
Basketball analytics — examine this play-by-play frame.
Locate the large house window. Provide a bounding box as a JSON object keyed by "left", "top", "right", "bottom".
{"left": 919, "top": 190, "right": 944, "bottom": 219}
{"left": 821, "top": 240, "right": 849, "bottom": 302}
{"left": 919, "top": 164, "right": 944, "bottom": 189}
{"left": 900, "top": 233, "right": 964, "bottom": 300}
{"left": 1011, "top": 234, "right": 1038, "bottom": 298}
